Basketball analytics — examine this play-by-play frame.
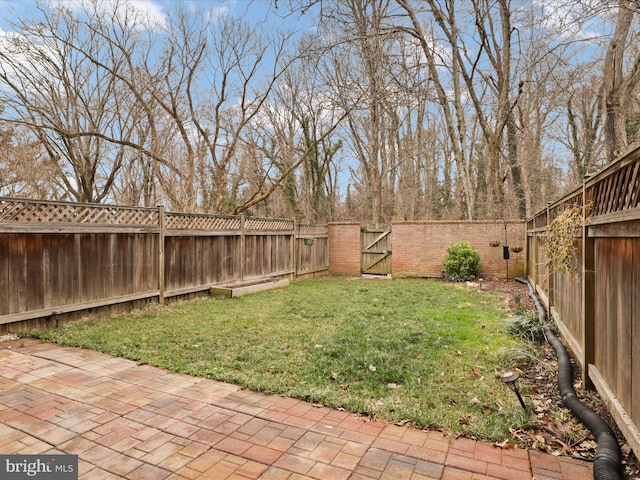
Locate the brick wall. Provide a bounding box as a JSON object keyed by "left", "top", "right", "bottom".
{"left": 392, "top": 221, "right": 525, "bottom": 278}
{"left": 328, "top": 222, "right": 361, "bottom": 275}
{"left": 328, "top": 221, "right": 526, "bottom": 279}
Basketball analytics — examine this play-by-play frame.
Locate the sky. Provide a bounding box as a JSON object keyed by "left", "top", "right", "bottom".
{"left": 0, "top": 0, "right": 302, "bottom": 30}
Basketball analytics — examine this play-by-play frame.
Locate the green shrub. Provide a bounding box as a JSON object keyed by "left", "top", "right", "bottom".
{"left": 505, "top": 309, "right": 558, "bottom": 343}
{"left": 443, "top": 241, "right": 481, "bottom": 281}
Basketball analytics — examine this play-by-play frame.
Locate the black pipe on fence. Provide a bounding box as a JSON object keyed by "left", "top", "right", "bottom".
{"left": 514, "top": 277, "right": 624, "bottom": 480}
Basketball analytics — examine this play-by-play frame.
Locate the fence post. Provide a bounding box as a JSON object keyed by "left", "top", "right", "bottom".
{"left": 582, "top": 183, "right": 595, "bottom": 389}
{"left": 293, "top": 218, "right": 298, "bottom": 278}
{"left": 157, "top": 204, "right": 165, "bottom": 304}
{"left": 546, "top": 202, "right": 554, "bottom": 316}
{"left": 240, "top": 215, "right": 245, "bottom": 281}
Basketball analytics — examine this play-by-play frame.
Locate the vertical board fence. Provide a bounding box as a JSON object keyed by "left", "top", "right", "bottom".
{"left": 0, "top": 198, "right": 328, "bottom": 331}
{"left": 296, "top": 224, "right": 330, "bottom": 277}
{"left": 526, "top": 145, "right": 640, "bottom": 456}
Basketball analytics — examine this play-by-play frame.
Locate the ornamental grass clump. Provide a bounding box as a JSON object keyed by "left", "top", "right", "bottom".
{"left": 443, "top": 241, "right": 482, "bottom": 282}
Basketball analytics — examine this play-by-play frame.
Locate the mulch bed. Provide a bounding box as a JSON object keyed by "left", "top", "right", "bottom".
{"left": 479, "top": 278, "right": 639, "bottom": 478}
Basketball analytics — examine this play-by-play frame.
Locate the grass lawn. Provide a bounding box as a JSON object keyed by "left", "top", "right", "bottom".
{"left": 25, "top": 277, "right": 533, "bottom": 441}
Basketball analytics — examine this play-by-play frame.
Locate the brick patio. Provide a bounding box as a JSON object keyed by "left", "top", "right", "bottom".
{"left": 0, "top": 339, "right": 593, "bottom": 479}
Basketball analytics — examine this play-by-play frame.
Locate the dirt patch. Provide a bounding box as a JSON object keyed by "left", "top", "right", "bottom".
{"left": 474, "top": 277, "right": 535, "bottom": 311}
{"left": 478, "top": 277, "right": 640, "bottom": 479}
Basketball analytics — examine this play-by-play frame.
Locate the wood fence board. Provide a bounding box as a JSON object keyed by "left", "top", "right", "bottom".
{"left": 634, "top": 239, "right": 640, "bottom": 428}
{"left": 527, "top": 146, "right": 640, "bottom": 450}
{"left": 554, "top": 266, "right": 582, "bottom": 347}
{"left": 595, "top": 237, "right": 634, "bottom": 413}
{"left": 620, "top": 162, "right": 635, "bottom": 210}
{"left": 618, "top": 239, "right": 633, "bottom": 412}
{"left": 53, "top": 235, "right": 71, "bottom": 307}
{"left": 132, "top": 234, "right": 144, "bottom": 294}
{"left": 610, "top": 168, "right": 624, "bottom": 212}
{"left": 0, "top": 234, "right": 8, "bottom": 315}
{"left": 9, "top": 235, "right": 27, "bottom": 315}
{"left": 124, "top": 234, "right": 135, "bottom": 297}
{"left": 629, "top": 162, "right": 640, "bottom": 208}
{"left": 25, "top": 234, "right": 44, "bottom": 312}
{"left": 1, "top": 198, "right": 325, "bottom": 331}
{"left": 212, "top": 236, "right": 222, "bottom": 280}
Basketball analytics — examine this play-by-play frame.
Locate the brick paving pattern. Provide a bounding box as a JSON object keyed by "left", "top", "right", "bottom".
{"left": 0, "top": 340, "right": 593, "bottom": 479}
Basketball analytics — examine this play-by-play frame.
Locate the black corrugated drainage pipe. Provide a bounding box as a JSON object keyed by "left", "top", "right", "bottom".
{"left": 514, "top": 277, "right": 624, "bottom": 480}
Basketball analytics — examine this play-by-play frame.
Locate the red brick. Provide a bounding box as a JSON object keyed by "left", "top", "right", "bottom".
{"left": 243, "top": 444, "right": 282, "bottom": 465}
{"left": 332, "top": 451, "right": 360, "bottom": 470}
{"left": 236, "top": 459, "right": 270, "bottom": 478}
{"left": 529, "top": 451, "right": 561, "bottom": 472}
{"left": 486, "top": 462, "right": 532, "bottom": 480}
{"left": 359, "top": 448, "right": 392, "bottom": 471}
{"left": 307, "top": 462, "right": 351, "bottom": 480}
{"left": 558, "top": 458, "right": 593, "bottom": 480}
{"left": 183, "top": 450, "right": 226, "bottom": 473}
{"left": 372, "top": 436, "right": 410, "bottom": 455}
{"left": 442, "top": 467, "right": 473, "bottom": 479}
{"left": 215, "top": 436, "right": 251, "bottom": 456}
{"left": 308, "top": 442, "right": 341, "bottom": 463}
{"left": 407, "top": 445, "right": 447, "bottom": 464}
{"left": 127, "top": 463, "right": 172, "bottom": 480}
{"left": 473, "top": 444, "right": 502, "bottom": 465}
{"left": 274, "top": 453, "right": 315, "bottom": 475}
{"left": 445, "top": 453, "right": 487, "bottom": 475}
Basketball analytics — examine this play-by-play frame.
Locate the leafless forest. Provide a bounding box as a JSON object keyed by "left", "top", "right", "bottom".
{"left": 1, "top": 0, "right": 639, "bottom": 223}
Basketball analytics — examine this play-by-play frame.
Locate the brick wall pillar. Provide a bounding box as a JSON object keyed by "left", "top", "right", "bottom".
{"left": 328, "top": 223, "right": 361, "bottom": 275}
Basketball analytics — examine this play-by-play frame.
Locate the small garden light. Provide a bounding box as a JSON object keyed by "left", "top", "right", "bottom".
{"left": 500, "top": 371, "right": 527, "bottom": 411}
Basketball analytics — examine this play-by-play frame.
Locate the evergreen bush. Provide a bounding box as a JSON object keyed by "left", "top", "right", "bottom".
{"left": 443, "top": 241, "right": 481, "bottom": 281}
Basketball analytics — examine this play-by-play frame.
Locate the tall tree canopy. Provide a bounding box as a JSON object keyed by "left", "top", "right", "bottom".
{"left": 1, "top": 0, "right": 638, "bottom": 222}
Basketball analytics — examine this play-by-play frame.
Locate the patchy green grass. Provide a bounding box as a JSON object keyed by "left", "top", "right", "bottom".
{"left": 24, "top": 278, "right": 532, "bottom": 441}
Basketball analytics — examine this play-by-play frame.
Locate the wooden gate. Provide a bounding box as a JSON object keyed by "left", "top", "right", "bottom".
{"left": 361, "top": 226, "right": 392, "bottom": 275}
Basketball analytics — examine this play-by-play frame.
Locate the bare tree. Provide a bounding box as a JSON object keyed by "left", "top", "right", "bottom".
{"left": 0, "top": 119, "right": 55, "bottom": 198}
{"left": 602, "top": 0, "right": 640, "bottom": 162}
{"left": 0, "top": 1, "right": 313, "bottom": 214}
{"left": 317, "top": 0, "right": 414, "bottom": 224}
{"left": 566, "top": 71, "right": 605, "bottom": 179}
{"left": 0, "top": 1, "right": 145, "bottom": 203}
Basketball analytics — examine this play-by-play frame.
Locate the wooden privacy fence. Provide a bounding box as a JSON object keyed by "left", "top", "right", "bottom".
{"left": 0, "top": 198, "right": 328, "bottom": 331}
{"left": 526, "top": 145, "right": 640, "bottom": 455}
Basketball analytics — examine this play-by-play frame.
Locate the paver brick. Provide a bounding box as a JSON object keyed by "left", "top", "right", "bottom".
{"left": 307, "top": 461, "right": 351, "bottom": 480}
{"left": 359, "top": 448, "right": 393, "bottom": 471}
{"left": 266, "top": 434, "right": 298, "bottom": 452}
{"left": 274, "top": 452, "right": 316, "bottom": 475}
{"left": 445, "top": 453, "right": 488, "bottom": 475}
{"left": 407, "top": 444, "right": 447, "bottom": 464}
{"left": 215, "top": 436, "right": 252, "bottom": 456}
{"left": 486, "top": 461, "right": 532, "bottom": 480}
{"left": 331, "top": 451, "right": 361, "bottom": 470}
{"left": 243, "top": 444, "right": 283, "bottom": 464}
{"left": 0, "top": 341, "right": 601, "bottom": 480}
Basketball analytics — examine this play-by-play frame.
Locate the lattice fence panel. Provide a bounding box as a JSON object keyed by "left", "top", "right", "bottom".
{"left": 589, "top": 160, "right": 640, "bottom": 217}
{"left": 165, "top": 213, "right": 242, "bottom": 230}
{"left": 298, "top": 224, "right": 328, "bottom": 236}
{"left": 549, "top": 191, "right": 584, "bottom": 223}
{"left": 245, "top": 217, "right": 294, "bottom": 231}
{"left": 0, "top": 198, "right": 158, "bottom": 226}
